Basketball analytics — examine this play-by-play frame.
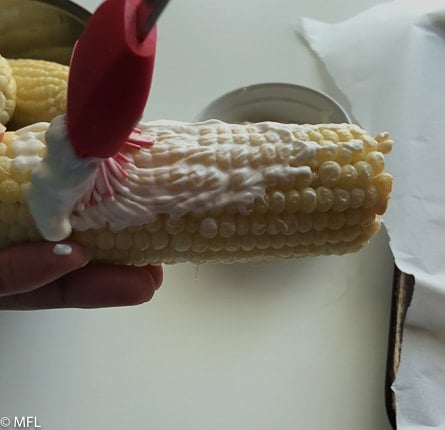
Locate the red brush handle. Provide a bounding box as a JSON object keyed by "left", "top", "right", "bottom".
{"left": 66, "top": 0, "right": 157, "bottom": 158}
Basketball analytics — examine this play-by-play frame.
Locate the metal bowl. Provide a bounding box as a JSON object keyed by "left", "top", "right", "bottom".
{"left": 0, "top": 0, "right": 90, "bottom": 64}
{"left": 195, "top": 82, "right": 351, "bottom": 124}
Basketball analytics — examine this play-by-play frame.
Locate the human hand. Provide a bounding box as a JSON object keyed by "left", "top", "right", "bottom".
{"left": 0, "top": 242, "right": 163, "bottom": 310}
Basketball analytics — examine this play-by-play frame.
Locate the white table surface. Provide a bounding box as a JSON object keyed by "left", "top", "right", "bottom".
{"left": 0, "top": 0, "right": 394, "bottom": 429}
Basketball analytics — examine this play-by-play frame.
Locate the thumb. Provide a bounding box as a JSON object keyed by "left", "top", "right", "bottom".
{"left": 0, "top": 242, "right": 91, "bottom": 296}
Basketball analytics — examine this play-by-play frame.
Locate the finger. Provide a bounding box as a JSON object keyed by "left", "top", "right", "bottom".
{"left": 0, "top": 242, "right": 90, "bottom": 296}
{"left": 141, "top": 264, "right": 163, "bottom": 290}
{"left": 0, "top": 263, "right": 162, "bottom": 310}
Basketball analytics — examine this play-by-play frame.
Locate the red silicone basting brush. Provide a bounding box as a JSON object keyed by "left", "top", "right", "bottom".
{"left": 66, "top": 0, "right": 170, "bottom": 158}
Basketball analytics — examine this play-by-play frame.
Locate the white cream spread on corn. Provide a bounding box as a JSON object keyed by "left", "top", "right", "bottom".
{"left": 26, "top": 115, "right": 102, "bottom": 241}
{"left": 52, "top": 243, "right": 73, "bottom": 256}
{"left": 17, "top": 117, "right": 366, "bottom": 241}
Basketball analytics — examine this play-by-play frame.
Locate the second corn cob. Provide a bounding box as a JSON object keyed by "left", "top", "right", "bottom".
{"left": 6, "top": 58, "right": 68, "bottom": 129}
{"left": 0, "top": 55, "right": 17, "bottom": 126}
{"left": 0, "top": 119, "right": 392, "bottom": 265}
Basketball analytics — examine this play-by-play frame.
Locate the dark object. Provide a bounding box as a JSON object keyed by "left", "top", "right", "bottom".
{"left": 385, "top": 266, "right": 415, "bottom": 429}
{"left": 137, "top": 0, "right": 170, "bottom": 41}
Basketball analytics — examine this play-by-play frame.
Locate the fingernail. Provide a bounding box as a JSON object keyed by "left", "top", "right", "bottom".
{"left": 79, "top": 258, "right": 90, "bottom": 268}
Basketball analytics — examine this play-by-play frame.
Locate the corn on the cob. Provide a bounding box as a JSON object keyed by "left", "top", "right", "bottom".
{"left": 0, "top": 119, "right": 392, "bottom": 265}
{"left": 0, "top": 54, "right": 17, "bottom": 126}
{"left": 6, "top": 58, "right": 68, "bottom": 128}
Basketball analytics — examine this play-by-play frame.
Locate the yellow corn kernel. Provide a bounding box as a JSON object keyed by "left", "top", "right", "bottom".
{"left": 0, "top": 121, "right": 392, "bottom": 265}
{"left": 0, "top": 178, "right": 20, "bottom": 203}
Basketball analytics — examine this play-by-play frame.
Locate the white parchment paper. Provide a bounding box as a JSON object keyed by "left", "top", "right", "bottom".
{"left": 298, "top": 1, "right": 445, "bottom": 428}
